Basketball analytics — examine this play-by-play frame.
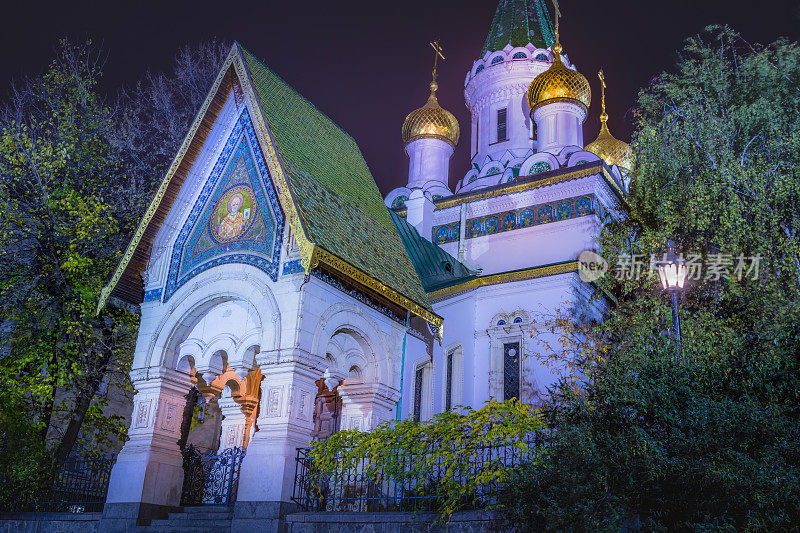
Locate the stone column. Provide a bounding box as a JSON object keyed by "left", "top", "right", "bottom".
{"left": 218, "top": 389, "right": 248, "bottom": 449}
{"left": 232, "top": 360, "right": 319, "bottom": 532}
{"left": 338, "top": 382, "right": 399, "bottom": 431}
{"left": 100, "top": 367, "right": 192, "bottom": 532}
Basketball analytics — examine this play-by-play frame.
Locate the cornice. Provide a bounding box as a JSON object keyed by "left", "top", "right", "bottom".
{"left": 428, "top": 261, "right": 579, "bottom": 302}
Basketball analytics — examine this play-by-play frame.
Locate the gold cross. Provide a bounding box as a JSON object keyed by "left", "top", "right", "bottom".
{"left": 430, "top": 40, "right": 445, "bottom": 82}
{"left": 552, "top": 0, "right": 562, "bottom": 44}
{"left": 598, "top": 69, "right": 608, "bottom": 119}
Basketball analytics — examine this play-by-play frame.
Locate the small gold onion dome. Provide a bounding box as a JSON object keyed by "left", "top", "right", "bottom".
{"left": 585, "top": 113, "right": 634, "bottom": 172}
{"left": 402, "top": 81, "right": 460, "bottom": 147}
{"left": 526, "top": 43, "right": 591, "bottom": 113}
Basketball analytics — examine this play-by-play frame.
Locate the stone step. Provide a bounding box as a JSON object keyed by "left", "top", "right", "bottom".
{"left": 150, "top": 518, "right": 232, "bottom": 528}
{"left": 167, "top": 511, "right": 233, "bottom": 520}
{"left": 180, "top": 506, "right": 233, "bottom": 514}
{"left": 138, "top": 526, "right": 230, "bottom": 533}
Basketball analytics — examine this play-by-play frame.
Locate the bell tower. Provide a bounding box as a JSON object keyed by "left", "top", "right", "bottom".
{"left": 458, "top": 0, "right": 557, "bottom": 192}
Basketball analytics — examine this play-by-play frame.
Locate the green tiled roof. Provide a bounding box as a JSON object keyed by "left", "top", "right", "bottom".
{"left": 390, "top": 211, "right": 475, "bottom": 293}
{"left": 481, "top": 0, "right": 555, "bottom": 55}
{"left": 240, "top": 46, "right": 431, "bottom": 310}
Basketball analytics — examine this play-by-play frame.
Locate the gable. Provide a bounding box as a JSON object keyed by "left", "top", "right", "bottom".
{"left": 163, "top": 107, "right": 284, "bottom": 301}
{"left": 100, "top": 43, "right": 439, "bottom": 330}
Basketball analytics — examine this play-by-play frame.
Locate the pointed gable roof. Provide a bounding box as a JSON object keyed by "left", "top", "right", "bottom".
{"left": 100, "top": 43, "right": 438, "bottom": 327}
{"left": 481, "top": 0, "right": 555, "bottom": 55}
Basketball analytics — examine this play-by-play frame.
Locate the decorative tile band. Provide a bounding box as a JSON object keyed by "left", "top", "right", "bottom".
{"left": 311, "top": 269, "right": 404, "bottom": 324}
{"left": 432, "top": 194, "right": 596, "bottom": 245}
{"left": 282, "top": 259, "right": 304, "bottom": 275}
{"left": 428, "top": 261, "right": 580, "bottom": 302}
{"left": 143, "top": 288, "right": 163, "bottom": 303}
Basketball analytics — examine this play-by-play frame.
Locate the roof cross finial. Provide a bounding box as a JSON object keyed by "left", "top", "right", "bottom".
{"left": 598, "top": 69, "right": 608, "bottom": 123}
{"left": 428, "top": 40, "right": 445, "bottom": 97}
{"left": 430, "top": 40, "right": 445, "bottom": 83}
{"left": 551, "top": 0, "right": 562, "bottom": 49}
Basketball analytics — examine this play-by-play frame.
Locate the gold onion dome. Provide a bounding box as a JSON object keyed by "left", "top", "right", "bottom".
{"left": 526, "top": 43, "right": 591, "bottom": 113}
{"left": 402, "top": 81, "right": 460, "bottom": 147}
{"left": 585, "top": 70, "right": 634, "bottom": 172}
{"left": 585, "top": 117, "right": 634, "bottom": 172}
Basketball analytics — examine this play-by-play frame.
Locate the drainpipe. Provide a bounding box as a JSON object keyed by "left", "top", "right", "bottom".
{"left": 458, "top": 203, "right": 483, "bottom": 274}
{"left": 395, "top": 310, "right": 410, "bottom": 421}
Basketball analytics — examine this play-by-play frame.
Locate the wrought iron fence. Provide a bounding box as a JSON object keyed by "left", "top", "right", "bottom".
{"left": 180, "top": 445, "right": 246, "bottom": 506}
{"left": 27, "top": 456, "right": 116, "bottom": 513}
{"left": 291, "top": 436, "right": 541, "bottom": 513}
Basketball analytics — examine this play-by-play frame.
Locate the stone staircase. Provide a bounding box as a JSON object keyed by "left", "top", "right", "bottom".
{"left": 138, "top": 506, "right": 232, "bottom": 532}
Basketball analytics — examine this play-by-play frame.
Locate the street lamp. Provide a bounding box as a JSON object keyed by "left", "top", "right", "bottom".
{"left": 656, "top": 240, "right": 687, "bottom": 359}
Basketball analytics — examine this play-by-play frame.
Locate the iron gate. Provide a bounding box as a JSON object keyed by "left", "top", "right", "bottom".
{"left": 180, "top": 445, "right": 246, "bottom": 506}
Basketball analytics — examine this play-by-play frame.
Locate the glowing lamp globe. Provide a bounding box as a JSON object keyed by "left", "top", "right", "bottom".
{"left": 657, "top": 240, "right": 687, "bottom": 292}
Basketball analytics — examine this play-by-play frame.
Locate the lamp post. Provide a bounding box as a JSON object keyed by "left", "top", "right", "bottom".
{"left": 656, "top": 240, "right": 687, "bottom": 359}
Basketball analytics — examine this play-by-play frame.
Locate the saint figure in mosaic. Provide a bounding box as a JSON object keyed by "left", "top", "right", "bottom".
{"left": 211, "top": 186, "right": 255, "bottom": 243}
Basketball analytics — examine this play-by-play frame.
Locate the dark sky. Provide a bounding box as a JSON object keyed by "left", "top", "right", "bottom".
{"left": 2, "top": 0, "right": 799, "bottom": 194}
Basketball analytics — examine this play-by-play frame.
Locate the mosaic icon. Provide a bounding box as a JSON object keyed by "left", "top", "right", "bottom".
{"left": 210, "top": 185, "right": 258, "bottom": 243}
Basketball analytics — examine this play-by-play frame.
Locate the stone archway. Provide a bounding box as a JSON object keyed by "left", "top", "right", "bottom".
{"left": 318, "top": 327, "right": 398, "bottom": 432}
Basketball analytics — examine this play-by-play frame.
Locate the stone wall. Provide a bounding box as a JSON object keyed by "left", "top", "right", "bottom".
{"left": 0, "top": 513, "right": 101, "bottom": 533}
{"left": 284, "top": 511, "right": 510, "bottom": 533}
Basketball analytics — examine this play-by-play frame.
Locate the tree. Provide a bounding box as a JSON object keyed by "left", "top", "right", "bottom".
{"left": 499, "top": 26, "right": 800, "bottom": 531}
{"left": 114, "top": 38, "right": 229, "bottom": 214}
{"left": 0, "top": 39, "right": 140, "bottom": 477}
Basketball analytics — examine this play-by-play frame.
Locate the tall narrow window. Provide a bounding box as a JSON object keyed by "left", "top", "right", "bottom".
{"left": 497, "top": 108, "right": 508, "bottom": 142}
{"left": 503, "top": 342, "right": 520, "bottom": 400}
{"left": 445, "top": 351, "right": 454, "bottom": 411}
{"left": 413, "top": 366, "right": 425, "bottom": 423}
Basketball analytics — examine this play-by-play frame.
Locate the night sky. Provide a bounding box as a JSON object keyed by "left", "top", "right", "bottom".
{"left": 2, "top": 0, "right": 799, "bottom": 194}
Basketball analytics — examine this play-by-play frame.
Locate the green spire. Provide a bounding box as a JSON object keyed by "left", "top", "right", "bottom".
{"left": 480, "top": 0, "right": 555, "bottom": 56}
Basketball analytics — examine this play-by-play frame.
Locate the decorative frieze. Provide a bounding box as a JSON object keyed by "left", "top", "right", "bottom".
{"left": 432, "top": 194, "right": 596, "bottom": 244}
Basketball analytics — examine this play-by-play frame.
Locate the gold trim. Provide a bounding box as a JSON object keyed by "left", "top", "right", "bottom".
{"left": 99, "top": 44, "right": 443, "bottom": 335}
{"left": 230, "top": 47, "right": 318, "bottom": 274}
{"left": 313, "top": 246, "right": 443, "bottom": 330}
{"left": 434, "top": 163, "right": 625, "bottom": 210}
{"left": 428, "top": 261, "right": 579, "bottom": 301}
{"left": 97, "top": 47, "right": 242, "bottom": 314}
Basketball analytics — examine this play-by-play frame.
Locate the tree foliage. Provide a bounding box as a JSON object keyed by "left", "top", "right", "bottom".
{"left": 308, "top": 399, "right": 544, "bottom": 521}
{"left": 499, "top": 26, "right": 800, "bottom": 531}
{"left": 0, "top": 40, "right": 139, "bottom": 469}
{"left": 0, "top": 38, "right": 227, "bottom": 510}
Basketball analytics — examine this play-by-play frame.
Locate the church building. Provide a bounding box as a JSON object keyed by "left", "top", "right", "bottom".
{"left": 96, "top": 0, "right": 632, "bottom": 529}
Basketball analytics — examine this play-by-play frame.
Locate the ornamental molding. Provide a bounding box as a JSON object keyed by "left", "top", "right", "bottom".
{"left": 428, "top": 261, "right": 580, "bottom": 302}
{"left": 467, "top": 83, "right": 532, "bottom": 114}
{"left": 434, "top": 162, "right": 625, "bottom": 211}
{"left": 307, "top": 246, "right": 443, "bottom": 337}
{"left": 144, "top": 266, "right": 282, "bottom": 370}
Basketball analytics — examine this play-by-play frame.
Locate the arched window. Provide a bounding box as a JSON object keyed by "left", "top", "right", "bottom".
{"left": 503, "top": 342, "right": 520, "bottom": 401}
{"left": 513, "top": 317, "right": 523, "bottom": 324}
{"left": 491, "top": 56, "right": 505, "bottom": 65}
{"left": 535, "top": 53, "right": 550, "bottom": 61}
{"left": 475, "top": 64, "right": 485, "bottom": 74}
{"left": 512, "top": 51, "right": 527, "bottom": 59}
